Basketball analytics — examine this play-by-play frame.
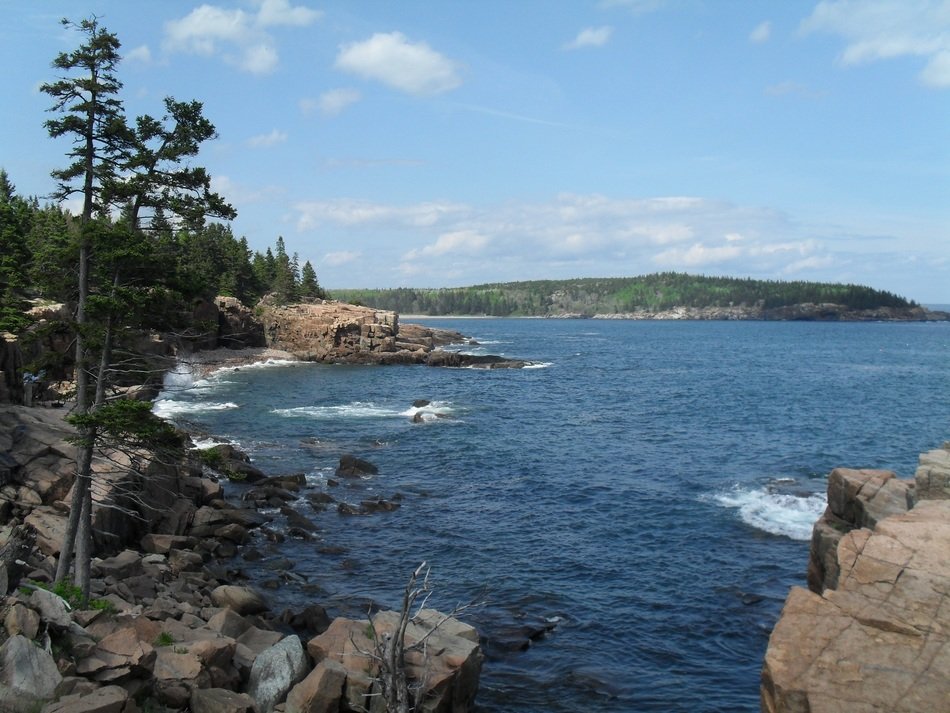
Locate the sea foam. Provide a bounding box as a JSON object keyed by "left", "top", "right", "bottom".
{"left": 709, "top": 484, "right": 826, "bottom": 540}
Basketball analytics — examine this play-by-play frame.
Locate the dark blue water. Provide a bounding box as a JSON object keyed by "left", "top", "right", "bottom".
{"left": 156, "top": 320, "right": 950, "bottom": 712}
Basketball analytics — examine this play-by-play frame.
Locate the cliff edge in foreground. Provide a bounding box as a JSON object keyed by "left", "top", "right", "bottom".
{"left": 761, "top": 445, "right": 950, "bottom": 713}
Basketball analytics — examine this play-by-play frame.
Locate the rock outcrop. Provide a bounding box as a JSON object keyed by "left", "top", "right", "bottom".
{"left": 0, "top": 405, "right": 484, "bottom": 713}
{"left": 256, "top": 300, "right": 528, "bottom": 368}
{"left": 761, "top": 443, "right": 950, "bottom": 713}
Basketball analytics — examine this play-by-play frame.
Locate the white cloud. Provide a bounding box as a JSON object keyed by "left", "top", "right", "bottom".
{"left": 564, "top": 26, "right": 613, "bottom": 50}
{"left": 247, "top": 129, "right": 288, "bottom": 148}
{"left": 323, "top": 250, "right": 361, "bottom": 266}
{"left": 750, "top": 21, "right": 771, "bottom": 44}
{"left": 296, "top": 193, "right": 947, "bottom": 298}
{"left": 317, "top": 88, "right": 362, "bottom": 116}
{"left": 654, "top": 242, "right": 744, "bottom": 267}
{"left": 241, "top": 43, "right": 279, "bottom": 74}
{"left": 125, "top": 45, "right": 152, "bottom": 63}
{"left": 802, "top": 0, "right": 950, "bottom": 88}
{"left": 163, "top": 1, "right": 319, "bottom": 75}
{"left": 256, "top": 0, "right": 322, "bottom": 27}
{"left": 294, "top": 199, "right": 469, "bottom": 230}
{"left": 404, "top": 230, "right": 491, "bottom": 260}
{"left": 335, "top": 32, "right": 462, "bottom": 95}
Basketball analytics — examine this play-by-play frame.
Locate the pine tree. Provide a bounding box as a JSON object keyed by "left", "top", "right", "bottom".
{"left": 299, "top": 260, "right": 325, "bottom": 301}
{"left": 42, "top": 16, "right": 131, "bottom": 597}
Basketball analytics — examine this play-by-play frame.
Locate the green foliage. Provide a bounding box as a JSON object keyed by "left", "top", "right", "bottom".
{"left": 332, "top": 273, "right": 915, "bottom": 317}
{"left": 27, "top": 580, "right": 114, "bottom": 612}
{"left": 154, "top": 631, "right": 175, "bottom": 646}
{"left": 67, "top": 399, "right": 185, "bottom": 452}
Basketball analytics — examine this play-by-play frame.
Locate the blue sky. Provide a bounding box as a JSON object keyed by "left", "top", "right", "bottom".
{"left": 1, "top": 1, "right": 948, "bottom": 302}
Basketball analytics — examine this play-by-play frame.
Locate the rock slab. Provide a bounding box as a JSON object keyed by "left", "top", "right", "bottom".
{"left": 763, "top": 476, "right": 950, "bottom": 712}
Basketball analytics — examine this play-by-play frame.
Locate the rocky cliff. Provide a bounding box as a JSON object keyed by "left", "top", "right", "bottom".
{"left": 255, "top": 299, "right": 528, "bottom": 368}
{"left": 761, "top": 444, "right": 950, "bottom": 712}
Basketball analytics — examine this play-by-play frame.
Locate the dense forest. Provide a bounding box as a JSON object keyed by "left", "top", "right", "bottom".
{"left": 0, "top": 172, "right": 326, "bottom": 333}
{"left": 332, "top": 273, "right": 916, "bottom": 317}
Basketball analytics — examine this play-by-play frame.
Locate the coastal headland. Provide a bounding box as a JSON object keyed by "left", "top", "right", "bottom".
{"left": 761, "top": 444, "right": 950, "bottom": 712}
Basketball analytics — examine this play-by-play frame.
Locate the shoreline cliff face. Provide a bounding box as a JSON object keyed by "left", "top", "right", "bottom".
{"left": 761, "top": 444, "right": 950, "bottom": 713}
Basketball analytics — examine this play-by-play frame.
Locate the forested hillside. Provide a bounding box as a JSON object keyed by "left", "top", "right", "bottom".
{"left": 332, "top": 273, "right": 916, "bottom": 317}
{"left": 0, "top": 172, "right": 326, "bottom": 333}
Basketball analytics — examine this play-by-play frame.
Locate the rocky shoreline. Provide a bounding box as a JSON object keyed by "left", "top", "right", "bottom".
{"left": 0, "top": 399, "right": 483, "bottom": 713}
{"left": 0, "top": 300, "right": 528, "bottom": 713}
{"left": 761, "top": 443, "right": 950, "bottom": 712}
{"left": 565, "top": 303, "right": 949, "bottom": 321}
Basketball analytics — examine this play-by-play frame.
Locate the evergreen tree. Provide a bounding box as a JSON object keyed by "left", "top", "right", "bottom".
{"left": 0, "top": 171, "right": 34, "bottom": 331}
{"left": 42, "top": 16, "right": 131, "bottom": 597}
{"left": 299, "top": 260, "right": 326, "bottom": 301}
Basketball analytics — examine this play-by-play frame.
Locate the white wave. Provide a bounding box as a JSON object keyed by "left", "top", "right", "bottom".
{"left": 400, "top": 400, "right": 455, "bottom": 422}
{"left": 523, "top": 362, "right": 553, "bottom": 369}
{"left": 159, "top": 362, "right": 197, "bottom": 394}
{"left": 709, "top": 485, "right": 826, "bottom": 540}
{"left": 272, "top": 402, "right": 402, "bottom": 419}
{"left": 153, "top": 400, "right": 239, "bottom": 419}
{"left": 190, "top": 436, "right": 243, "bottom": 450}
{"left": 212, "top": 358, "right": 301, "bottom": 376}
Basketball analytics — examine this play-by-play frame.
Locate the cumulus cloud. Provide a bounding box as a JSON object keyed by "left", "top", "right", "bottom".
{"left": 294, "top": 198, "right": 468, "bottom": 231}
{"left": 564, "top": 26, "right": 614, "bottom": 50}
{"left": 256, "top": 0, "right": 322, "bottom": 27}
{"left": 335, "top": 32, "right": 462, "bottom": 95}
{"left": 292, "top": 192, "right": 841, "bottom": 285}
{"left": 323, "top": 250, "right": 361, "bottom": 266}
{"left": 125, "top": 45, "right": 152, "bottom": 63}
{"left": 404, "top": 230, "right": 491, "bottom": 260}
{"left": 246, "top": 129, "right": 288, "bottom": 148}
{"left": 317, "top": 88, "right": 362, "bottom": 116}
{"left": 163, "top": 1, "right": 320, "bottom": 75}
{"left": 750, "top": 21, "right": 771, "bottom": 44}
{"left": 801, "top": 0, "right": 950, "bottom": 88}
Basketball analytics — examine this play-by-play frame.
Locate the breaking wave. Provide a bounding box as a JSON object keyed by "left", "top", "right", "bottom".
{"left": 708, "top": 483, "right": 827, "bottom": 541}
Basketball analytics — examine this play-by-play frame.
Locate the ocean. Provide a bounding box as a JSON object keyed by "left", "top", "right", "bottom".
{"left": 154, "top": 319, "right": 950, "bottom": 712}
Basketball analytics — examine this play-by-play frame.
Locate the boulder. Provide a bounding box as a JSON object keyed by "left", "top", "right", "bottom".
{"left": 141, "top": 533, "right": 196, "bottom": 554}
{"left": 191, "top": 687, "right": 257, "bottom": 713}
{"left": 4, "top": 602, "right": 41, "bottom": 639}
{"left": 247, "top": 635, "right": 310, "bottom": 713}
{"left": 914, "top": 445, "right": 950, "bottom": 499}
{"left": 94, "top": 549, "right": 143, "bottom": 579}
{"left": 75, "top": 626, "right": 156, "bottom": 682}
{"left": 285, "top": 660, "right": 347, "bottom": 713}
{"left": 807, "top": 468, "right": 913, "bottom": 593}
{"left": 211, "top": 585, "right": 269, "bottom": 616}
{"left": 0, "top": 634, "right": 62, "bottom": 711}
{"left": 41, "top": 684, "right": 129, "bottom": 713}
{"left": 335, "top": 455, "right": 378, "bottom": 478}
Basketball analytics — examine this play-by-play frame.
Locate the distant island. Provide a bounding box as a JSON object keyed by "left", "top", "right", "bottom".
{"left": 331, "top": 273, "right": 948, "bottom": 321}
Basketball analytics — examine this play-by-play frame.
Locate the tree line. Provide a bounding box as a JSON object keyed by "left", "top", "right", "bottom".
{"left": 0, "top": 177, "right": 327, "bottom": 334}
{"left": 332, "top": 272, "right": 915, "bottom": 317}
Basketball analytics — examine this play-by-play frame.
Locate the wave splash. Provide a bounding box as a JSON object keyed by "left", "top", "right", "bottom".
{"left": 709, "top": 481, "right": 826, "bottom": 540}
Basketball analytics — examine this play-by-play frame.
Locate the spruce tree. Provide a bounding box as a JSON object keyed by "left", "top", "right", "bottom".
{"left": 42, "top": 16, "right": 131, "bottom": 596}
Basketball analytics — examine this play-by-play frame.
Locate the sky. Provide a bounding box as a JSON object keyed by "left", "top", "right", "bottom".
{"left": 1, "top": 1, "right": 948, "bottom": 302}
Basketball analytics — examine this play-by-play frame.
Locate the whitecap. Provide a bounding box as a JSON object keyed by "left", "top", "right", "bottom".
{"left": 400, "top": 400, "right": 455, "bottom": 422}
{"left": 708, "top": 485, "right": 826, "bottom": 540}
{"left": 523, "top": 362, "right": 553, "bottom": 370}
{"left": 272, "top": 402, "right": 401, "bottom": 419}
{"left": 152, "top": 400, "right": 239, "bottom": 419}
{"left": 213, "top": 358, "right": 301, "bottom": 376}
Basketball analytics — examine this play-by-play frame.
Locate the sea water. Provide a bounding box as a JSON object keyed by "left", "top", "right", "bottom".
{"left": 154, "top": 319, "right": 950, "bottom": 712}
